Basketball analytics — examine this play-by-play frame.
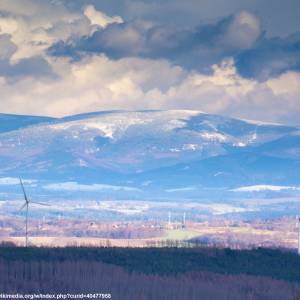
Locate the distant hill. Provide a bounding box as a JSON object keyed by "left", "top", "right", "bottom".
{"left": 0, "top": 113, "right": 55, "bottom": 133}
{"left": 0, "top": 110, "right": 299, "bottom": 199}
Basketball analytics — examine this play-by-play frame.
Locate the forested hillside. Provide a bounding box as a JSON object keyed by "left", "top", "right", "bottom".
{"left": 1, "top": 246, "right": 300, "bottom": 299}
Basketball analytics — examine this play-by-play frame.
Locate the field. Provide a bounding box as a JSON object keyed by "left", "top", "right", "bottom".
{"left": 164, "top": 229, "right": 201, "bottom": 240}
{"left": 0, "top": 216, "right": 298, "bottom": 250}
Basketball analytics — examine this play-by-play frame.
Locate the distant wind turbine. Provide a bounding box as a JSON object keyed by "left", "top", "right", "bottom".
{"left": 182, "top": 212, "right": 186, "bottom": 229}
{"left": 19, "top": 178, "right": 49, "bottom": 247}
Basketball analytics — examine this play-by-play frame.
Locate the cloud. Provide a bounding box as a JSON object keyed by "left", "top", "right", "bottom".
{"left": 48, "top": 8, "right": 300, "bottom": 80}
{"left": 48, "top": 10, "right": 265, "bottom": 74}
{"left": 124, "top": 0, "right": 300, "bottom": 38}
{"left": 0, "top": 34, "right": 17, "bottom": 59}
{"left": 0, "top": 54, "right": 299, "bottom": 125}
{"left": 84, "top": 4, "right": 123, "bottom": 28}
{"left": 0, "top": 1, "right": 124, "bottom": 79}
{"left": 43, "top": 181, "right": 141, "bottom": 192}
{"left": 0, "top": 1, "right": 122, "bottom": 62}
{"left": 220, "top": 11, "right": 261, "bottom": 50}
{"left": 0, "top": 1, "right": 298, "bottom": 80}
{"left": 48, "top": 20, "right": 151, "bottom": 59}
{"left": 166, "top": 186, "right": 196, "bottom": 193}
{"left": 236, "top": 33, "right": 300, "bottom": 79}
{"left": 0, "top": 55, "right": 186, "bottom": 116}
{"left": 0, "top": 1, "right": 299, "bottom": 126}
{"left": 0, "top": 56, "right": 54, "bottom": 79}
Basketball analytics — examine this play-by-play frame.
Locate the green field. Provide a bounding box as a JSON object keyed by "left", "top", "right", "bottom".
{"left": 163, "top": 229, "right": 201, "bottom": 240}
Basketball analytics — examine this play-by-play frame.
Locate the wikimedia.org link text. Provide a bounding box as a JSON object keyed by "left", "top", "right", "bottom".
{"left": 0, "top": 293, "right": 112, "bottom": 299}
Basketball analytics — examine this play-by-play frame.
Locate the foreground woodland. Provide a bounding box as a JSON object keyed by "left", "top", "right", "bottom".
{"left": 1, "top": 245, "right": 300, "bottom": 300}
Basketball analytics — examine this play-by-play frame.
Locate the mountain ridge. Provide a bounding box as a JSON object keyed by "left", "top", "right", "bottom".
{"left": 0, "top": 110, "right": 299, "bottom": 199}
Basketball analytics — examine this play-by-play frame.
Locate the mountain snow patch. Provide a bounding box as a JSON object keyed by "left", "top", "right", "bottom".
{"left": 43, "top": 182, "right": 141, "bottom": 192}
{"left": 0, "top": 177, "right": 37, "bottom": 186}
{"left": 231, "top": 185, "right": 300, "bottom": 192}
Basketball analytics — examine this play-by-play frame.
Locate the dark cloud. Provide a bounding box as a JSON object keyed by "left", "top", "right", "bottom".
{"left": 48, "top": 6, "right": 300, "bottom": 80}
{"left": 125, "top": 0, "right": 300, "bottom": 38}
{"left": 0, "top": 34, "right": 17, "bottom": 59}
{"left": 0, "top": 56, "right": 55, "bottom": 80}
{"left": 0, "top": 33, "right": 54, "bottom": 79}
{"left": 236, "top": 33, "right": 300, "bottom": 80}
{"left": 63, "top": 0, "right": 300, "bottom": 38}
{"left": 47, "top": 12, "right": 258, "bottom": 74}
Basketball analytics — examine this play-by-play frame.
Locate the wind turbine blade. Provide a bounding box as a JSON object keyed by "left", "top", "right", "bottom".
{"left": 19, "top": 202, "right": 27, "bottom": 211}
{"left": 30, "top": 201, "right": 50, "bottom": 206}
{"left": 19, "top": 178, "right": 28, "bottom": 202}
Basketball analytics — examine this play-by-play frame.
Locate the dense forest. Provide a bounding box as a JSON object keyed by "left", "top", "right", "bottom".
{"left": 1, "top": 245, "right": 300, "bottom": 299}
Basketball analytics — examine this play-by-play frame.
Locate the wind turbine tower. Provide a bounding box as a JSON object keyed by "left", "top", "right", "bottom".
{"left": 19, "top": 178, "right": 49, "bottom": 247}
{"left": 168, "top": 212, "right": 171, "bottom": 227}
{"left": 182, "top": 212, "right": 186, "bottom": 229}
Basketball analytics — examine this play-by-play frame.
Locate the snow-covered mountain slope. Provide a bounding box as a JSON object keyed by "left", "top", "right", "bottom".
{"left": 0, "top": 110, "right": 299, "bottom": 198}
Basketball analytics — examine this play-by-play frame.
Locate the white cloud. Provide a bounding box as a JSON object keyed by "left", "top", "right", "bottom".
{"left": 0, "top": 54, "right": 299, "bottom": 124}
{"left": 166, "top": 187, "right": 196, "bottom": 192}
{"left": 84, "top": 5, "right": 123, "bottom": 28}
{"left": 266, "top": 71, "right": 300, "bottom": 96}
{"left": 0, "top": 1, "right": 122, "bottom": 61}
{"left": 0, "top": 55, "right": 186, "bottom": 116}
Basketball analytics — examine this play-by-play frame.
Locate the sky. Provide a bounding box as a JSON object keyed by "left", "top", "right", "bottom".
{"left": 0, "top": 0, "right": 299, "bottom": 124}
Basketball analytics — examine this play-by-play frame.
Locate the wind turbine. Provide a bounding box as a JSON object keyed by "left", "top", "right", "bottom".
{"left": 168, "top": 212, "right": 171, "bottom": 227}
{"left": 182, "top": 212, "right": 186, "bottom": 229}
{"left": 19, "top": 178, "right": 49, "bottom": 247}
